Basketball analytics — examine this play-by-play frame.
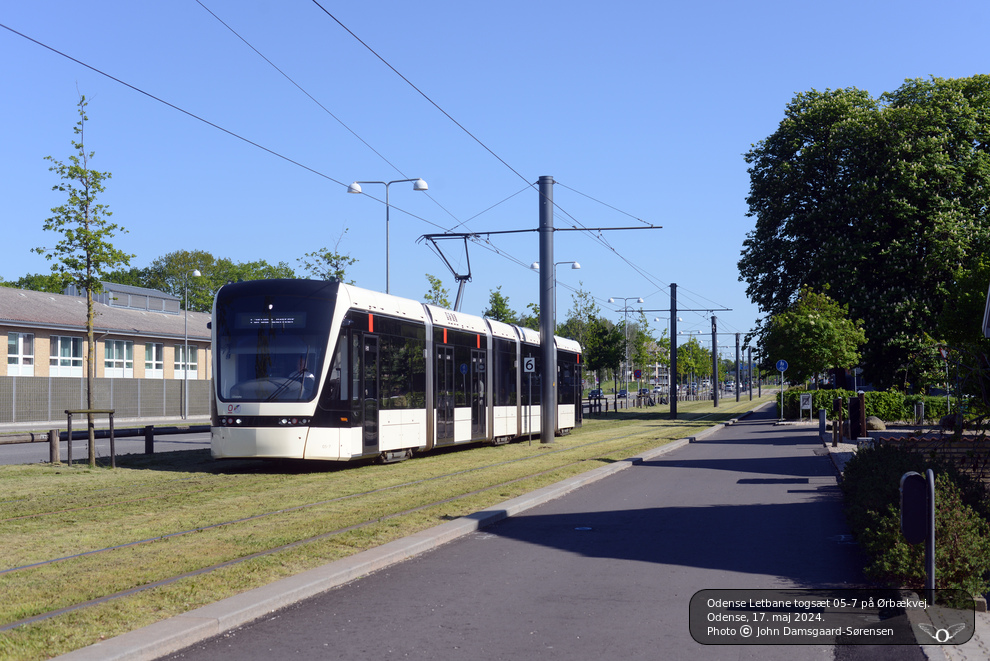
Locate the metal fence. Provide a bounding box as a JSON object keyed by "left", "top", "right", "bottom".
{"left": 0, "top": 376, "right": 212, "bottom": 424}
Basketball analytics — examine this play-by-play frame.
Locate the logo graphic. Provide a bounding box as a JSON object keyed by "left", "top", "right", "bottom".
{"left": 918, "top": 623, "right": 967, "bottom": 643}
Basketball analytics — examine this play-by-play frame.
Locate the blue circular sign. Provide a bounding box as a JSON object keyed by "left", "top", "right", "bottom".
{"left": 776, "top": 359, "right": 788, "bottom": 372}
{"left": 460, "top": 363, "right": 469, "bottom": 375}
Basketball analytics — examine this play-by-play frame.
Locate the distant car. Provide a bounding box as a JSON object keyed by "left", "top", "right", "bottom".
{"left": 617, "top": 389, "right": 628, "bottom": 398}
{"left": 653, "top": 386, "right": 663, "bottom": 394}
{"left": 638, "top": 388, "right": 650, "bottom": 396}
{"left": 589, "top": 389, "right": 603, "bottom": 399}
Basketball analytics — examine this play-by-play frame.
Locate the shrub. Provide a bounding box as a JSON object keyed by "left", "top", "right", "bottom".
{"left": 903, "top": 394, "right": 949, "bottom": 421}
{"left": 841, "top": 444, "right": 990, "bottom": 596}
{"left": 857, "top": 474, "right": 990, "bottom": 597}
{"left": 865, "top": 391, "right": 905, "bottom": 422}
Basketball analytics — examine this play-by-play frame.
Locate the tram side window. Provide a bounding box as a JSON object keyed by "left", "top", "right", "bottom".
{"left": 379, "top": 333, "right": 426, "bottom": 409}
{"left": 493, "top": 338, "right": 517, "bottom": 406}
{"left": 327, "top": 336, "right": 350, "bottom": 403}
{"left": 558, "top": 351, "right": 580, "bottom": 405}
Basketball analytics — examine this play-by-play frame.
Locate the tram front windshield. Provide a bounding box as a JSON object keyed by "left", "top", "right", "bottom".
{"left": 215, "top": 289, "right": 335, "bottom": 403}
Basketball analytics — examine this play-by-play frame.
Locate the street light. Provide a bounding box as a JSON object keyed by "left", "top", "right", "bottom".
{"left": 347, "top": 178, "right": 428, "bottom": 295}
{"left": 530, "top": 261, "right": 580, "bottom": 321}
{"left": 608, "top": 296, "right": 644, "bottom": 393}
{"left": 183, "top": 269, "right": 201, "bottom": 420}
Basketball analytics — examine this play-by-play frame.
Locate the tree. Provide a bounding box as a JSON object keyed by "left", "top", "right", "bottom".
{"left": 35, "top": 95, "right": 134, "bottom": 467}
{"left": 0, "top": 272, "right": 65, "bottom": 293}
{"left": 423, "top": 274, "right": 452, "bottom": 308}
{"left": 762, "top": 287, "right": 866, "bottom": 386}
{"left": 739, "top": 76, "right": 990, "bottom": 389}
{"left": 143, "top": 250, "right": 294, "bottom": 313}
{"left": 297, "top": 229, "right": 357, "bottom": 283}
{"left": 630, "top": 311, "right": 655, "bottom": 377}
{"left": 584, "top": 317, "right": 624, "bottom": 395}
{"left": 518, "top": 303, "right": 540, "bottom": 331}
{"left": 556, "top": 284, "right": 600, "bottom": 347}
{"left": 483, "top": 286, "right": 517, "bottom": 323}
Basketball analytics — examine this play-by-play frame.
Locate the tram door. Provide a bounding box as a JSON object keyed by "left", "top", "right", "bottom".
{"left": 471, "top": 349, "right": 486, "bottom": 440}
{"left": 436, "top": 345, "right": 455, "bottom": 443}
{"left": 362, "top": 335, "right": 380, "bottom": 453}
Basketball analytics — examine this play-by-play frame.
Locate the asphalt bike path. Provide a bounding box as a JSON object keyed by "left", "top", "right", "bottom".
{"left": 61, "top": 406, "right": 928, "bottom": 660}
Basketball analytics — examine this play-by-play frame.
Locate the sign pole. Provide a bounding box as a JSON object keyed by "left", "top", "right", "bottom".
{"left": 775, "top": 359, "right": 788, "bottom": 422}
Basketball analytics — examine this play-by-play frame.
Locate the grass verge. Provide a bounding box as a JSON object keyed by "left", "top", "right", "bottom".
{"left": 0, "top": 395, "right": 773, "bottom": 659}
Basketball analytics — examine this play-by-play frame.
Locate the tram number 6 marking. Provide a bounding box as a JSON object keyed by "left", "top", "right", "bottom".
{"left": 523, "top": 357, "right": 536, "bottom": 373}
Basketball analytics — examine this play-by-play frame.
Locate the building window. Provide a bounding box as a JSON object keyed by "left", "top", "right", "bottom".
{"left": 175, "top": 344, "right": 198, "bottom": 379}
{"left": 7, "top": 332, "right": 35, "bottom": 376}
{"left": 50, "top": 335, "right": 84, "bottom": 377}
{"left": 104, "top": 340, "right": 134, "bottom": 378}
{"left": 145, "top": 342, "right": 164, "bottom": 379}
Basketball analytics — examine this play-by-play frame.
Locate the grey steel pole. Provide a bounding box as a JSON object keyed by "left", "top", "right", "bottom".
{"left": 748, "top": 346, "right": 753, "bottom": 401}
{"left": 670, "top": 284, "right": 678, "bottom": 419}
{"left": 183, "top": 276, "right": 189, "bottom": 421}
{"left": 712, "top": 315, "right": 719, "bottom": 408}
{"left": 385, "top": 182, "right": 391, "bottom": 295}
{"left": 538, "top": 175, "right": 556, "bottom": 444}
{"left": 925, "top": 468, "right": 936, "bottom": 604}
{"left": 736, "top": 333, "right": 741, "bottom": 403}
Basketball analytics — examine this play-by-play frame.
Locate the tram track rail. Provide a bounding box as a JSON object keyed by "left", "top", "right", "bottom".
{"left": 0, "top": 399, "right": 770, "bottom": 659}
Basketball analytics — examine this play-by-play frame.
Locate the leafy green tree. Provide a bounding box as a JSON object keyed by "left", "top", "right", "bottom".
{"left": 630, "top": 311, "right": 656, "bottom": 377}
{"left": 556, "top": 284, "right": 600, "bottom": 348}
{"left": 144, "top": 250, "right": 294, "bottom": 313}
{"left": 35, "top": 95, "right": 134, "bottom": 467}
{"left": 518, "top": 303, "right": 540, "bottom": 331}
{"left": 676, "top": 338, "right": 709, "bottom": 384}
{"left": 424, "top": 274, "right": 452, "bottom": 308}
{"left": 297, "top": 229, "right": 357, "bottom": 283}
{"left": 762, "top": 287, "right": 866, "bottom": 386}
{"left": 740, "top": 76, "right": 990, "bottom": 388}
{"left": 584, "top": 317, "right": 625, "bottom": 395}
{"left": 483, "top": 286, "right": 517, "bottom": 323}
{"left": 103, "top": 266, "right": 151, "bottom": 288}
{"left": 0, "top": 272, "right": 66, "bottom": 293}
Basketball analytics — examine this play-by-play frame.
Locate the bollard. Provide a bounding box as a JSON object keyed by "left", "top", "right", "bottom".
{"left": 833, "top": 397, "right": 843, "bottom": 446}
{"left": 49, "top": 428, "right": 60, "bottom": 464}
{"left": 145, "top": 425, "right": 155, "bottom": 454}
{"left": 848, "top": 396, "right": 863, "bottom": 439}
{"left": 66, "top": 414, "right": 73, "bottom": 465}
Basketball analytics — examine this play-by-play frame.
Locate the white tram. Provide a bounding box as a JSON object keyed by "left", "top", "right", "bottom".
{"left": 210, "top": 279, "right": 582, "bottom": 462}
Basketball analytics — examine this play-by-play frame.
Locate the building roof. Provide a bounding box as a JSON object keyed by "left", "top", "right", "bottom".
{"left": 0, "top": 285, "right": 210, "bottom": 341}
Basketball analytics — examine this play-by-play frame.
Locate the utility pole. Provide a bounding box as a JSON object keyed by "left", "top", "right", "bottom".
{"left": 538, "top": 176, "right": 556, "bottom": 445}
{"left": 670, "top": 284, "right": 678, "bottom": 419}
{"left": 712, "top": 315, "right": 719, "bottom": 407}
{"left": 735, "top": 333, "right": 741, "bottom": 403}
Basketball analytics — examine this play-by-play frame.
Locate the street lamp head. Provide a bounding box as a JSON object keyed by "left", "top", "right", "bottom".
{"left": 531, "top": 262, "right": 540, "bottom": 271}
{"left": 570, "top": 262, "right": 581, "bottom": 270}
{"left": 191, "top": 269, "right": 201, "bottom": 278}
{"left": 608, "top": 297, "right": 615, "bottom": 304}
{"left": 413, "top": 178, "right": 429, "bottom": 192}
{"left": 347, "top": 182, "right": 362, "bottom": 194}
{"left": 637, "top": 297, "right": 644, "bottom": 304}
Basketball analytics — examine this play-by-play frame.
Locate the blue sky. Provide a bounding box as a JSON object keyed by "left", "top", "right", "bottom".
{"left": 3, "top": 1, "right": 989, "bottom": 358}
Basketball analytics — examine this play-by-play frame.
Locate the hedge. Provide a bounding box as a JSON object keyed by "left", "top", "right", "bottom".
{"left": 779, "top": 389, "right": 950, "bottom": 421}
